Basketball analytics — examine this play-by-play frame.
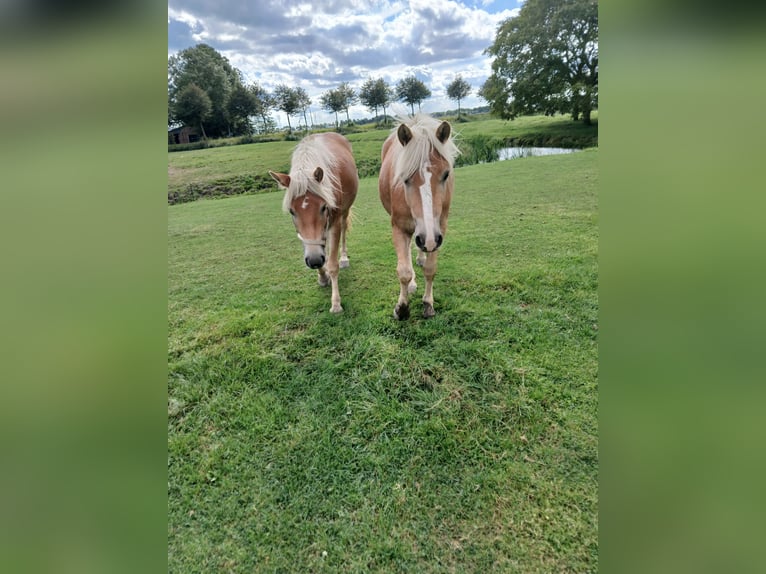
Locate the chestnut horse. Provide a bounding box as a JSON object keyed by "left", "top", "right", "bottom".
{"left": 269, "top": 132, "right": 358, "bottom": 313}
{"left": 379, "top": 115, "right": 460, "bottom": 320}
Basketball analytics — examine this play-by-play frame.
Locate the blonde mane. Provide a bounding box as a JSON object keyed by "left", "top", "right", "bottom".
{"left": 391, "top": 114, "right": 461, "bottom": 184}
{"left": 282, "top": 135, "right": 341, "bottom": 212}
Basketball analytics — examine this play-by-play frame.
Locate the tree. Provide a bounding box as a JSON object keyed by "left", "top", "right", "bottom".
{"left": 359, "top": 77, "right": 394, "bottom": 124}
{"left": 273, "top": 84, "right": 301, "bottom": 133}
{"left": 251, "top": 83, "right": 275, "bottom": 134}
{"left": 337, "top": 82, "right": 358, "bottom": 124}
{"left": 446, "top": 75, "right": 472, "bottom": 118}
{"left": 483, "top": 0, "right": 598, "bottom": 124}
{"left": 320, "top": 88, "right": 345, "bottom": 129}
{"left": 379, "top": 80, "right": 394, "bottom": 125}
{"left": 295, "top": 87, "right": 312, "bottom": 132}
{"left": 174, "top": 83, "right": 212, "bottom": 139}
{"left": 359, "top": 78, "right": 379, "bottom": 118}
{"left": 226, "top": 83, "right": 257, "bottom": 135}
{"left": 168, "top": 44, "right": 244, "bottom": 138}
{"left": 396, "top": 75, "right": 431, "bottom": 115}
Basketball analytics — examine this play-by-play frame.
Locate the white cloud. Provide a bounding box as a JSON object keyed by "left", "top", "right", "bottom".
{"left": 168, "top": 0, "right": 520, "bottom": 122}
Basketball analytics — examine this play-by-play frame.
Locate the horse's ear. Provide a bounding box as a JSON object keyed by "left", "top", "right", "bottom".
{"left": 436, "top": 121, "right": 451, "bottom": 144}
{"left": 397, "top": 124, "right": 413, "bottom": 147}
{"left": 269, "top": 170, "right": 291, "bottom": 188}
{"left": 313, "top": 167, "right": 324, "bottom": 183}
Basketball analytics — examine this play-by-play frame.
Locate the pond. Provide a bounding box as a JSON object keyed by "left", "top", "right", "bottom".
{"left": 497, "top": 147, "right": 580, "bottom": 161}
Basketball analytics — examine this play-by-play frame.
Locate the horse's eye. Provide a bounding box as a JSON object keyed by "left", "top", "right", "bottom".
{"left": 289, "top": 208, "right": 296, "bottom": 216}
{"left": 404, "top": 177, "right": 411, "bottom": 186}
{"left": 441, "top": 170, "right": 450, "bottom": 183}
{"left": 320, "top": 204, "right": 327, "bottom": 214}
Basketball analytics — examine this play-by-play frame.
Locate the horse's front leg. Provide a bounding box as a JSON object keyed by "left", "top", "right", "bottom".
{"left": 392, "top": 226, "right": 415, "bottom": 320}
{"left": 339, "top": 211, "right": 350, "bottom": 269}
{"left": 422, "top": 250, "right": 439, "bottom": 318}
{"left": 325, "top": 223, "right": 343, "bottom": 313}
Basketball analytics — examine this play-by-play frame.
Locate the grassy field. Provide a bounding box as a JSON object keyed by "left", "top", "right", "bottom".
{"left": 168, "top": 148, "right": 598, "bottom": 572}
{"left": 168, "top": 114, "right": 597, "bottom": 204}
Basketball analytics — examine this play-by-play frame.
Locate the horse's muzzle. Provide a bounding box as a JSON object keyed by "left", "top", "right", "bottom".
{"left": 305, "top": 254, "right": 325, "bottom": 269}
{"left": 415, "top": 232, "right": 443, "bottom": 252}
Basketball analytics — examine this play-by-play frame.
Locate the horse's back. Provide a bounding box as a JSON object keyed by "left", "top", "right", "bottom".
{"left": 314, "top": 131, "right": 354, "bottom": 155}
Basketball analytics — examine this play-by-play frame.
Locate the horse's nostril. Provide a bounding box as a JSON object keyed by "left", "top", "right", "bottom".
{"left": 435, "top": 234, "right": 443, "bottom": 248}
{"left": 415, "top": 234, "right": 425, "bottom": 249}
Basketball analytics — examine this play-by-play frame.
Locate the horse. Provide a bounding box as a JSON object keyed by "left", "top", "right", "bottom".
{"left": 269, "top": 132, "right": 359, "bottom": 313}
{"left": 378, "top": 114, "right": 460, "bottom": 320}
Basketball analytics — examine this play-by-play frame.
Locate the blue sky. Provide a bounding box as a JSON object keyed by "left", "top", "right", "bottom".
{"left": 168, "top": 0, "right": 523, "bottom": 125}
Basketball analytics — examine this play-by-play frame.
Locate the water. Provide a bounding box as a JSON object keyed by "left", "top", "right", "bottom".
{"left": 497, "top": 147, "right": 580, "bottom": 161}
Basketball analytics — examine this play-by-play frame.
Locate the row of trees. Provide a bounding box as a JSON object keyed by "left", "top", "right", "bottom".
{"left": 318, "top": 75, "right": 470, "bottom": 128}
{"left": 168, "top": 44, "right": 473, "bottom": 138}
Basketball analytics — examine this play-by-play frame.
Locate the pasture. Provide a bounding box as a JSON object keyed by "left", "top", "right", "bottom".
{"left": 168, "top": 146, "right": 598, "bottom": 572}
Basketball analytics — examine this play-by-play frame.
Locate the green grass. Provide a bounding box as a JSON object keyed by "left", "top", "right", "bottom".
{"left": 168, "top": 150, "right": 598, "bottom": 572}
{"left": 168, "top": 114, "right": 597, "bottom": 204}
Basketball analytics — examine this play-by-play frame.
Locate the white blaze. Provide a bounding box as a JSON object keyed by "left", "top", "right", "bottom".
{"left": 419, "top": 165, "right": 435, "bottom": 247}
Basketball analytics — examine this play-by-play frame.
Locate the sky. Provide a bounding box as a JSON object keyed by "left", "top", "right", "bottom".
{"left": 168, "top": 0, "right": 523, "bottom": 127}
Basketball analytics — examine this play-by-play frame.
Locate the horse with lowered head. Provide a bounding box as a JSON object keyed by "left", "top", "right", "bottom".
{"left": 269, "top": 132, "right": 359, "bottom": 313}
{"left": 378, "top": 114, "right": 460, "bottom": 320}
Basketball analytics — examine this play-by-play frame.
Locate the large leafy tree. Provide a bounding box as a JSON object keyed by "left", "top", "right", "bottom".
{"left": 168, "top": 44, "right": 246, "bottom": 137}
{"left": 446, "top": 75, "right": 471, "bottom": 118}
{"left": 482, "top": 0, "right": 598, "bottom": 124}
{"left": 396, "top": 76, "right": 431, "bottom": 115}
{"left": 226, "top": 83, "right": 257, "bottom": 135}
{"left": 174, "top": 84, "right": 212, "bottom": 139}
{"left": 359, "top": 77, "right": 394, "bottom": 123}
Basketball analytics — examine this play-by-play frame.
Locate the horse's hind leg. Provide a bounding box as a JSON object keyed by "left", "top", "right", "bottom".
{"left": 421, "top": 250, "right": 439, "bottom": 318}
{"left": 339, "top": 212, "right": 350, "bottom": 269}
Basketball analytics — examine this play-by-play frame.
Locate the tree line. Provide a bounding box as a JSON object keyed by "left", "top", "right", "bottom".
{"left": 168, "top": 0, "right": 597, "bottom": 139}
{"left": 168, "top": 44, "right": 473, "bottom": 139}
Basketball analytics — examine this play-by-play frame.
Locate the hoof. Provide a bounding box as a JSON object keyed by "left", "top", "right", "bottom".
{"left": 393, "top": 303, "right": 410, "bottom": 320}
{"left": 318, "top": 275, "right": 330, "bottom": 287}
{"left": 407, "top": 280, "right": 417, "bottom": 294}
{"left": 339, "top": 257, "right": 350, "bottom": 269}
{"left": 416, "top": 255, "right": 426, "bottom": 267}
{"left": 423, "top": 302, "right": 436, "bottom": 318}
{"left": 330, "top": 304, "right": 343, "bottom": 314}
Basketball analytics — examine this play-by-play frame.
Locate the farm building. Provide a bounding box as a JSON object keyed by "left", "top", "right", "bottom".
{"left": 168, "top": 126, "right": 201, "bottom": 145}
